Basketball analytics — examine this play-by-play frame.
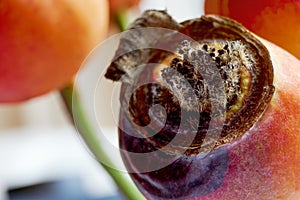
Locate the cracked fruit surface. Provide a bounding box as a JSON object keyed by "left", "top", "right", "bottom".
{"left": 205, "top": 0, "right": 300, "bottom": 59}
{"left": 106, "top": 10, "right": 300, "bottom": 200}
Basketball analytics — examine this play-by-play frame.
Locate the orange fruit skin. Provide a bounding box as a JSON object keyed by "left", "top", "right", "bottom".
{"left": 109, "top": 0, "right": 140, "bottom": 15}
{"left": 205, "top": 0, "right": 300, "bottom": 59}
{"left": 0, "top": 0, "right": 109, "bottom": 102}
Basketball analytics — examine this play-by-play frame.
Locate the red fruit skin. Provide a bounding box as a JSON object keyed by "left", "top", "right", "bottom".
{"left": 119, "top": 40, "right": 300, "bottom": 199}
{"left": 0, "top": 0, "right": 109, "bottom": 102}
{"left": 205, "top": 0, "right": 300, "bottom": 59}
{"left": 109, "top": 0, "right": 140, "bottom": 15}
{"left": 190, "top": 41, "right": 300, "bottom": 200}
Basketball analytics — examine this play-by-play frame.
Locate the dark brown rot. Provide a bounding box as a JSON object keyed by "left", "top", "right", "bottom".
{"left": 105, "top": 10, "right": 300, "bottom": 200}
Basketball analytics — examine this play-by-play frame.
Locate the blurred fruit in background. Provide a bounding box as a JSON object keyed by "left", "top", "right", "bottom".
{"left": 0, "top": 0, "right": 109, "bottom": 102}
{"left": 204, "top": 0, "right": 300, "bottom": 59}
{"left": 109, "top": 0, "right": 140, "bottom": 16}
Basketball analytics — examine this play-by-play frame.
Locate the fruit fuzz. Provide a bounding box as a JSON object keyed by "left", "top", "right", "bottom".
{"left": 105, "top": 10, "right": 300, "bottom": 200}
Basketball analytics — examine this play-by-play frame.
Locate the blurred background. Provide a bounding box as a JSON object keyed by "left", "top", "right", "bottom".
{"left": 0, "top": 0, "right": 204, "bottom": 200}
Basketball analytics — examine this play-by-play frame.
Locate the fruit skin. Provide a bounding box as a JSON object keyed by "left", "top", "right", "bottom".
{"left": 0, "top": 0, "right": 109, "bottom": 102}
{"left": 196, "top": 40, "right": 300, "bottom": 199}
{"left": 106, "top": 10, "right": 300, "bottom": 200}
{"left": 119, "top": 38, "right": 300, "bottom": 200}
{"left": 109, "top": 11, "right": 300, "bottom": 199}
{"left": 109, "top": 0, "right": 140, "bottom": 15}
{"left": 205, "top": 0, "right": 300, "bottom": 59}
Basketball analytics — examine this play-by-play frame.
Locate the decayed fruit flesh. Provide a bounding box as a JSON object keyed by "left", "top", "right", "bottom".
{"left": 106, "top": 10, "right": 300, "bottom": 200}
{"left": 204, "top": 0, "right": 300, "bottom": 59}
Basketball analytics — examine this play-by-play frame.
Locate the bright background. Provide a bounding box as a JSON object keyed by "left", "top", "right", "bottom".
{"left": 0, "top": 1, "right": 204, "bottom": 199}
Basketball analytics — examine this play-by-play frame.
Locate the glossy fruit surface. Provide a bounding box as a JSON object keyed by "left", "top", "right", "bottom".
{"left": 105, "top": 10, "right": 300, "bottom": 200}
{"left": 0, "top": 0, "right": 109, "bottom": 102}
{"left": 205, "top": 0, "right": 300, "bottom": 59}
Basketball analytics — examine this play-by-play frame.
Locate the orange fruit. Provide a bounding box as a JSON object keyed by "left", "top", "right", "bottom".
{"left": 0, "top": 0, "right": 109, "bottom": 102}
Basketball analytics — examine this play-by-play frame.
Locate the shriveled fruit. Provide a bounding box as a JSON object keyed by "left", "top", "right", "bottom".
{"left": 106, "top": 10, "right": 300, "bottom": 200}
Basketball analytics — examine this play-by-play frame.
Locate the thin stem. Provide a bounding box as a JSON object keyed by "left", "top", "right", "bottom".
{"left": 60, "top": 85, "right": 145, "bottom": 200}
{"left": 114, "top": 10, "right": 130, "bottom": 32}
{"left": 59, "top": 10, "right": 146, "bottom": 200}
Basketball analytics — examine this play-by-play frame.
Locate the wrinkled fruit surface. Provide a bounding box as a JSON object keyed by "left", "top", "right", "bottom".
{"left": 106, "top": 10, "right": 300, "bottom": 200}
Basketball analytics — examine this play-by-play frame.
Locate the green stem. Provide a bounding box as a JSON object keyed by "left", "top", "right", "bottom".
{"left": 60, "top": 85, "right": 145, "bottom": 200}
{"left": 60, "top": 11, "right": 145, "bottom": 200}
{"left": 114, "top": 10, "right": 130, "bottom": 32}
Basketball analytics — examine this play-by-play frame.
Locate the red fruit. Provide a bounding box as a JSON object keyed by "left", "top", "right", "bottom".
{"left": 109, "top": 0, "right": 140, "bottom": 15}
{"left": 105, "top": 10, "right": 300, "bottom": 200}
{"left": 0, "top": 0, "right": 109, "bottom": 102}
{"left": 205, "top": 0, "right": 300, "bottom": 59}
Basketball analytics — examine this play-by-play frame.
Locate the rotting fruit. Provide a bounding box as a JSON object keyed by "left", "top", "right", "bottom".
{"left": 204, "top": 0, "right": 300, "bottom": 59}
{"left": 105, "top": 10, "right": 300, "bottom": 200}
{"left": 0, "top": 0, "right": 109, "bottom": 102}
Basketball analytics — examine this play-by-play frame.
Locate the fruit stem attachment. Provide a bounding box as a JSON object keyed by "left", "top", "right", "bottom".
{"left": 60, "top": 84, "right": 145, "bottom": 200}
{"left": 114, "top": 10, "right": 130, "bottom": 32}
